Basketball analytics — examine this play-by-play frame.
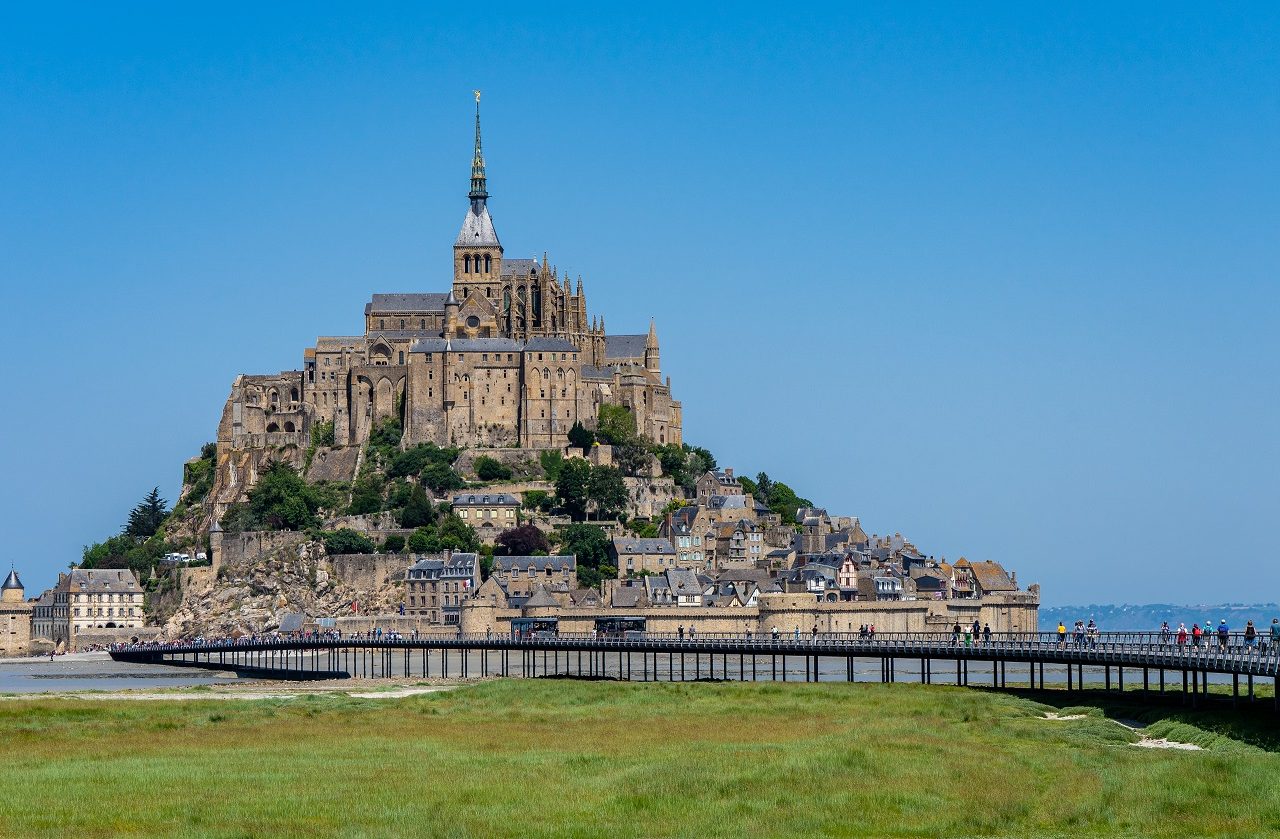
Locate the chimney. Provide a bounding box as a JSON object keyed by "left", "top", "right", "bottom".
{"left": 724, "top": 468, "right": 733, "bottom": 478}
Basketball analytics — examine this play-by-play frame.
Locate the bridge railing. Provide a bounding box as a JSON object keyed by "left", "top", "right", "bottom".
{"left": 112, "top": 630, "right": 1280, "bottom": 671}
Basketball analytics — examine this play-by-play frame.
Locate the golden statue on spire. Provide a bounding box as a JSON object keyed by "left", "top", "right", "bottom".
{"left": 474, "top": 90, "right": 481, "bottom": 103}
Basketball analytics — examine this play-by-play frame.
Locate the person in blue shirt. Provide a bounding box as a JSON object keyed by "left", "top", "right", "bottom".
{"left": 1217, "top": 620, "right": 1230, "bottom": 650}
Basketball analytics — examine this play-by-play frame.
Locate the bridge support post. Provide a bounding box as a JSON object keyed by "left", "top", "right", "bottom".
{"left": 1159, "top": 668, "right": 1164, "bottom": 693}
{"left": 1247, "top": 673, "right": 1253, "bottom": 701}
{"left": 1232, "top": 673, "right": 1239, "bottom": 709}
{"left": 1142, "top": 667, "right": 1148, "bottom": 696}
{"left": 1039, "top": 662, "right": 1045, "bottom": 689}
{"left": 1191, "top": 670, "right": 1198, "bottom": 707}
{"left": 1118, "top": 666, "right": 1124, "bottom": 693}
{"left": 956, "top": 659, "right": 962, "bottom": 686}
{"left": 1105, "top": 666, "right": 1111, "bottom": 692}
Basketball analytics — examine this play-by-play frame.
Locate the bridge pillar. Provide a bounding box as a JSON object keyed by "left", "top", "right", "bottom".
{"left": 1067, "top": 663, "right": 1073, "bottom": 692}
{"left": 1232, "top": 673, "right": 1239, "bottom": 709}
{"left": 956, "top": 659, "right": 962, "bottom": 686}
{"left": 1105, "top": 666, "right": 1111, "bottom": 692}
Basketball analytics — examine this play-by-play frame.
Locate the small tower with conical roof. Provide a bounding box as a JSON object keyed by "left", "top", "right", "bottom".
{"left": 1, "top": 568, "right": 23, "bottom": 603}
{"left": 454, "top": 91, "right": 504, "bottom": 300}
{"left": 644, "top": 319, "right": 661, "bottom": 373}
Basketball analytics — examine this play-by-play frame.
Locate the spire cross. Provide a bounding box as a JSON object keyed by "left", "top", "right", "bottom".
{"left": 469, "top": 91, "right": 488, "bottom": 204}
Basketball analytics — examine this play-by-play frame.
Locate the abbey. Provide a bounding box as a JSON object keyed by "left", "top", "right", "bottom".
{"left": 220, "top": 97, "right": 681, "bottom": 458}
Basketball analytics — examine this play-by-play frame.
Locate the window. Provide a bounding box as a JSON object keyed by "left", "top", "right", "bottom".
{"left": 398, "top": 351, "right": 404, "bottom": 364}
{"left": 464, "top": 254, "right": 471, "bottom": 273}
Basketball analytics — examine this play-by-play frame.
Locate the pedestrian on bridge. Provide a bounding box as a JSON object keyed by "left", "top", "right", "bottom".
{"left": 1176, "top": 623, "right": 1188, "bottom": 647}
{"left": 1217, "top": 620, "right": 1230, "bottom": 650}
{"left": 678, "top": 625, "right": 685, "bottom": 640}
{"left": 982, "top": 623, "right": 992, "bottom": 645}
{"left": 1159, "top": 622, "right": 1171, "bottom": 645}
{"left": 954, "top": 622, "right": 964, "bottom": 647}
{"left": 1244, "top": 621, "right": 1256, "bottom": 651}
{"left": 1192, "top": 623, "right": 1202, "bottom": 647}
{"left": 1264, "top": 618, "right": 1280, "bottom": 654}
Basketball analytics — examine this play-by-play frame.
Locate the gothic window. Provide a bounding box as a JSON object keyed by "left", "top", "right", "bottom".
{"left": 398, "top": 351, "right": 405, "bottom": 365}
{"left": 464, "top": 254, "right": 471, "bottom": 273}
{"left": 484, "top": 254, "right": 492, "bottom": 273}
{"left": 284, "top": 421, "right": 296, "bottom": 432}
{"left": 266, "top": 422, "right": 280, "bottom": 433}
{"left": 270, "top": 390, "right": 279, "bottom": 407}
{"left": 379, "top": 319, "right": 385, "bottom": 330}
{"left": 290, "top": 387, "right": 298, "bottom": 403}
{"left": 420, "top": 319, "right": 425, "bottom": 329}
{"left": 502, "top": 288, "right": 511, "bottom": 315}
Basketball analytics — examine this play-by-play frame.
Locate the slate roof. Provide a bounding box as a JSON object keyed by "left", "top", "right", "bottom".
{"left": 707, "top": 495, "right": 750, "bottom": 511}
{"left": 522, "top": 586, "right": 560, "bottom": 609}
{"left": 315, "top": 336, "right": 366, "bottom": 349}
{"left": 2, "top": 569, "right": 21, "bottom": 591}
{"left": 456, "top": 205, "right": 500, "bottom": 246}
{"left": 612, "top": 587, "right": 646, "bottom": 609}
{"left": 499, "top": 258, "right": 538, "bottom": 277}
{"left": 367, "top": 293, "right": 449, "bottom": 314}
{"left": 612, "top": 537, "right": 676, "bottom": 555}
{"left": 67, "top": 569, "right": 140, "bottom": 593}
{"left": 524, "top": 337, "right": 580, "bottom": 352}
{"left": 605, "top": 334, "right": 647, "bottom": 359}
{"left": 495, "top": 555, "right": 576, "bottom": 573}
{"left": 970, "top": 560, "right": 1016, "bottom": 592}
{"left": 580, "top": 364, "right": 615, "bottom": 380}
{"left": 666, "top": 568, "right": 702, "bottom": 594}
{"left": 452, "top": 493, "right": 519, "bottom": 507}
{"left": 410, "top": 337, "right": 525, "bottom": 354}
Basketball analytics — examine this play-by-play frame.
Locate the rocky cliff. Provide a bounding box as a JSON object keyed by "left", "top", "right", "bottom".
{"left": 162, "top": 539, "right": 404, "bottom": 638}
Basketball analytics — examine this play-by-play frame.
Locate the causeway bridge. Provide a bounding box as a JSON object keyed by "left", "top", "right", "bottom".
{"left": 111, "top": 631, "right": 1280, "bottom": 710}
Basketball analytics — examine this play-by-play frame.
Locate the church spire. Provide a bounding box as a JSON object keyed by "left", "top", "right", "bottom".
{"left": 469, "top": 90, "right": 488, "bottom": 208}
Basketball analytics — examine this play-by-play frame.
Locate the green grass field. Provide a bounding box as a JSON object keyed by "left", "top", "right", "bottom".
{"left": 1, "top": 680, "right": 1278, "bottom": 838}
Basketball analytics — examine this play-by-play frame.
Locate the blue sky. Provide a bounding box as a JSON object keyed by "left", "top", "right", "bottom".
{"left": 1, "top": 5, "right": 1276, "bottom": 604}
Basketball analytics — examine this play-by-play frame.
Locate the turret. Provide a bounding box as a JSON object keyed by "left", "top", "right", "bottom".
{"left": 645, "top": 318, "right": 660, "bottom": 373}
{"left": 2, "top": 568, "right": 24, "bottom": 603}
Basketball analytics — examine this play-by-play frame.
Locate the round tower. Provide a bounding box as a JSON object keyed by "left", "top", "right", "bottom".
{"left": 1, "top": 568, "right": 24, "bottom": 603}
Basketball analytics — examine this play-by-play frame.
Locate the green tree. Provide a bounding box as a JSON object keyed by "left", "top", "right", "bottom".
{"left": 522, "top": 489, "right": 552, "bottom": 511}
{"left": 310, "top": 419, "right": 335, "bottom": 448}
{"left": 399, "top": 485, "right": 434, "bottom": 529}
{"left": 421, "top": 461, "right": 465, "bottom": 494}
{"left": 347, "top": 473, "right": 385, "bottom": 516}
{"left": 560, "top": 523, "right": 613, "bottom": 589}
{"left": 125, "top": 488, "right": 169, "bottom": 540}
{"left": 245, "top": 461, "right": 321, "bottom": 531}
{"left": 475, "top": 456, "right": 513, "bottom": 482}
{"left": 381, "top": 534, "right": 406, "bottom": 553}
{"left": 596, "top": 404, "right": 637, "bottom": 446}
{"left": 434, "top": 514, "right": 480, "bottom": 553}
{"left": 408, "top": 527, "right": 434, "bottom": 553}
{"left": 495, "top": 523, "right": 550, "bottom": 556}
{"left": 322, "top": 528, "right": 377, "bottom": 555}
{"left": 567, "top": 421, "right": 595, "bottom": 450}
{"left": 588, "top": 465, "right": 628, "bottom": 520}
{"left": 555, "top": 458, "right": 592, "bottom": 521}
{"left": 539, "top": 449, "right": 564, "bottom": 481}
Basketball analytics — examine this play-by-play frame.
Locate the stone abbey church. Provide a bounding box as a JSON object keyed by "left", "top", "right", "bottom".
{"left": 218, "top": 97, "right": 681, "bottom": 472}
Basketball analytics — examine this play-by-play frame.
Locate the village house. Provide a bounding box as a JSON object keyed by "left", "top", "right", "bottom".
{"left": 405, "top": 552, "right": 481, "bottom": 625}
{"left": 450, "top": 492, "right": 519, "bottom": 544}
{"left": 611, "top": 536, "right": 678, "bottom": 579}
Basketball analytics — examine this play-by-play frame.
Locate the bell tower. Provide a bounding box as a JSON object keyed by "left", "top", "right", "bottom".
{"left": 453, "top": 91, "right": 503, "bottom": 305}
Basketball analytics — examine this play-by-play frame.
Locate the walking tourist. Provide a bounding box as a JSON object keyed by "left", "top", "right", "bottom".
{"left": 1176, "top": 623, "right": 1188, "bottom": 647}
{"left": 982, "top": 623, "right": 992, "bottom": 645}
{"left": 1159, "top": 621, "right": 1171, "bottom": 645}
{"left": 1244, "top": 620, "right": 1256, "bottom": 651}
{"left": 678, "top": 625, "right": 685, "bottom": 640}
{"left": 1073, "top": 621, "right": 1085, "bottom": 649}
{"left": 1191, "top": 623, "right": 1202, "bottom": 647}
{"left": 772, "top": 626, "right": 780, "bottom": 641}
{"left": 1086, "top": 619, "right": 1098, "bottom": 649}
{"left": 1217, "top": 620, "right": 1230, "bottom": 650}
{"left": 955, "top": 622, "right": 964, "bottom": 647}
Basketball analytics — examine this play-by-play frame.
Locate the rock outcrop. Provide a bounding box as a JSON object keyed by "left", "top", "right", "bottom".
{"left": 163, "top": 540, "right": 404, "bottom": 638}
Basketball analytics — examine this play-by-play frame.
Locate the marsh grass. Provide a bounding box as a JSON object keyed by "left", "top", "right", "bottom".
{"left": 0, "top": 680, "right": 1277, "bottom": 838}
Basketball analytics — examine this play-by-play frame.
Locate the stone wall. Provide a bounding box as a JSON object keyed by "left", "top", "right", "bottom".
{"left": 329, "top": 553, "right": 412, "bottom": 592}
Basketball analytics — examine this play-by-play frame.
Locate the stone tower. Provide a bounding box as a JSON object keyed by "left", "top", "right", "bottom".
{"left": 1, "top": 567, "right": 32, "bottom": 657}
{"left": 645, "top": 319, "right": 660, "bottom": 373}
{"left": 453, "top": 91, "right": 503, "bottom": 301}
